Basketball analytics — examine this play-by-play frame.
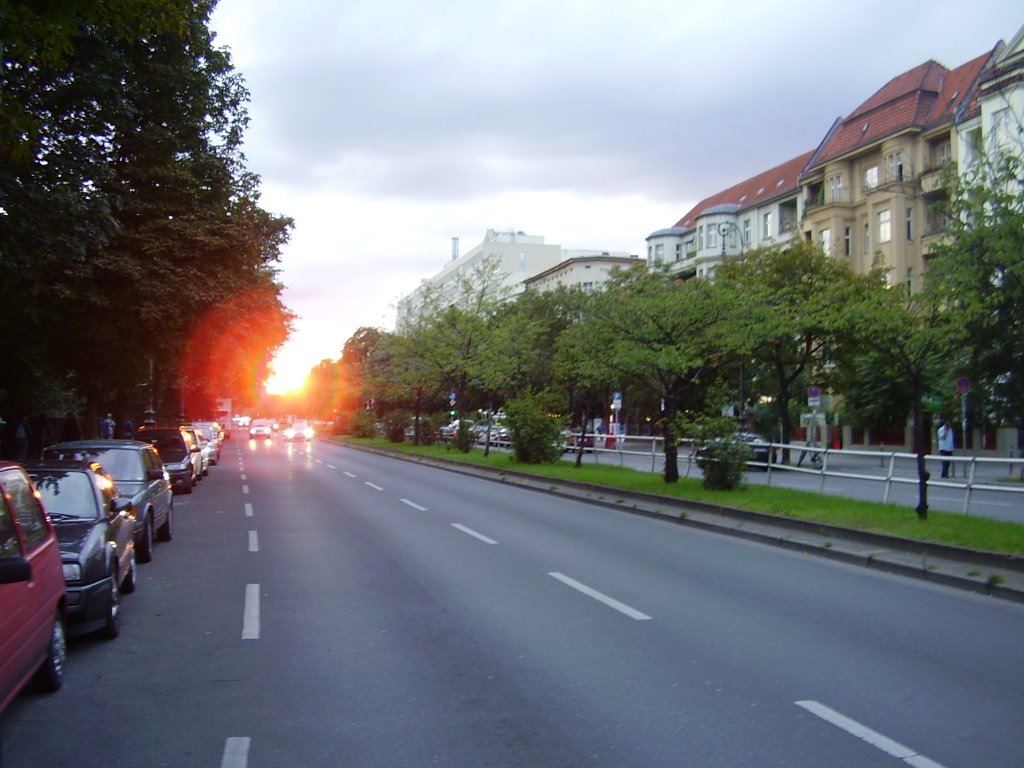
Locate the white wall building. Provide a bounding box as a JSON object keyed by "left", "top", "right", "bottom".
{"left": 524, "top": 252, "right": 637, "bottom": 293}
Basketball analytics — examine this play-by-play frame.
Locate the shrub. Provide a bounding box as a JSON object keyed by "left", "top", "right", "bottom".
{"left": 505, "top": 391, "right": 563, "bottom": 464}
{"left": 695, "top": 439, "right": 752, "bottom": 491}
{"left": 383, "top": 412, "right": 409, "bottom": 443}
{"left": 351, "top": 411, "right": 378, "bottom": 439}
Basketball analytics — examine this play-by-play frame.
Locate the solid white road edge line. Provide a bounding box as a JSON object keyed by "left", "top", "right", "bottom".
{"left": 242, "top": 584, "right": 260, "bottom": 640}
{"left": 451, "top": 523, "right": 497, "bottom": 544}
{"left": 548, "top": 572, "right": 651, "bottom": 621}
{"left": 244, "top": 502, "right": 253, "bottom": 518}
{"left": 365, "top": 482, "right": 383, "bottom": 491}
{"left": 400, "top": 499, "right": 427, "bottom": 511}
{"left": 248, "top": 530, "right": 258, "bottom": 552}
{"left": 795, "top": 700, "right": 947, "bottom": 768}
{"left": 220, "top": 736, "right": 250, "bottom": 768}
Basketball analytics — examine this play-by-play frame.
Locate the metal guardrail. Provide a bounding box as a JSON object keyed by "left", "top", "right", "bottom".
{"left": 558, "top": 434, "right": 1024, "bottom": 515}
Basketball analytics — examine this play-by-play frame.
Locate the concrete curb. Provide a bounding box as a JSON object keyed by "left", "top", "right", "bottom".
{"left": 344, "top": 442, "right": 1024, "bottom": 604}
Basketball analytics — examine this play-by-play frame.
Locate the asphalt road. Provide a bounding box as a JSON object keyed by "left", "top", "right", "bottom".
{"left": 3, "top": 438, "right": 1022, "bottom": 767}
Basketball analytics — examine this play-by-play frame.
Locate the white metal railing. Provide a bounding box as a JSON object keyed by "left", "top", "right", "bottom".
{"left": 557, "top": 433, "right": 1024, "bottom": 515}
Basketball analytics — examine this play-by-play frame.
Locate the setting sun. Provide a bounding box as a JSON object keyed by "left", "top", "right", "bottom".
{"left": 265, "top": 366, "right": 309, "bottom": 396}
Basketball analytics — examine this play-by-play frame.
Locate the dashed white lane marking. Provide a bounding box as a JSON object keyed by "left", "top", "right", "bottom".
{"left": 796, "top": 701, "right": 947, "bottom": 768}
{"left": 240, "top": 474, "right": 247, "bottom": 481}
{"left": 548, "top": 572, "right": 651, "bottom": 621}
{"left": 451, "top": 523, "right": 497, "bottom": 544}
{"left": 242, "top": 484, "right": 250, "bottom": 495}
{"left": 344, "top": 471, "right": 357, "bottom": 478}
{"left": 244, "top": 502, "right": 253, "bottom": 518}
{"left": 400, "top": 499, "right": 427, "bottom": 511}
{"left": 242, "top": 584, "right": 260, "bottom": 640}
{"left": 365, "top": 482, "right": 383, "bottom": 491}
{"left": 326, "top": 463, "right": 337, "bottom": 469}
{"left": 248, "top": 530, "right": 259, "bottom": 552}
{"left": 220, "top": 736, "right": 251, "bottom": 768}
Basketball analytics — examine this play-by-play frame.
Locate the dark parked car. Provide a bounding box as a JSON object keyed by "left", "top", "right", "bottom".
{"left": 26, "top": 461, "right": 137, "bottom": 639}
{"left": 135, "top": 428, "right": 200, "bottom": 494}
{"left": 0, "top": 462, "right": 67, "bottom": 714}
{"left": 42, "top": 440, "right": 173, "bottom": 562}
{"left": 695, "top": 431, "right": 774, "bottom": 471}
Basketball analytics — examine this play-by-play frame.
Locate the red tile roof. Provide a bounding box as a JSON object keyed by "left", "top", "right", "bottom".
{"left": 673, "top": 150, "right": 815, "bottom": 231}
{"left": 807, "top": 50, "right": 996, "bottom": 171}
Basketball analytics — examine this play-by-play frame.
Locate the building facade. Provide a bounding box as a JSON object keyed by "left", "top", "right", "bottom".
{"left": 525, "top": 252, "right": 638, "bottom": 293}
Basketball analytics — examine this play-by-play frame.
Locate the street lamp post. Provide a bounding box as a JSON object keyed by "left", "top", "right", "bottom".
{"left": 718, "top": 220, "right": 747, "bottom": 424}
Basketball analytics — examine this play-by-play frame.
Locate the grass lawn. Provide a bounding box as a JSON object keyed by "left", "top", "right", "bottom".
{"left": 340, "top": 437, "right": 1024, "bottom": 556}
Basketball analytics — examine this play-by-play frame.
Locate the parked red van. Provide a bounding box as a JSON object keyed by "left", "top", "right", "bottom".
{"left": 0, "top": 461, "right": 68, "bottom": 714}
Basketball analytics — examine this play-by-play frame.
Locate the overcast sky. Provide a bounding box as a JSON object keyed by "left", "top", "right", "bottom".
{"left": 209, "top": 0, "right": 1020, "bottom": 393}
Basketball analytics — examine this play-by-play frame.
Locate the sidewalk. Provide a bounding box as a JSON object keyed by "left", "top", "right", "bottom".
{"left": 360, "top": 444, "right": 1024, "bottom": 604}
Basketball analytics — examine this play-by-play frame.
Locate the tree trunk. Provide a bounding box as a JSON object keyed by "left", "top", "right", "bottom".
{"left": 911, "top": 389, "right": 929, "bottom": 520}
{"left": 662, "top": 402, "right": 679, "bottom": 483}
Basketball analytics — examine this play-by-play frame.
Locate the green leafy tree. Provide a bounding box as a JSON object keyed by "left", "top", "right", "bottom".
{"left": 928, "top": 148, "right": 1024, "bottom": 427}
{"left": 563, "top": 263, "right": 728, "bottom": 482}
{"left": 714, "top": 240, "right": 858, "bottom": 459}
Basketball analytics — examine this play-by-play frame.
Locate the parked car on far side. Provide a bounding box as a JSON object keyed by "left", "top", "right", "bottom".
{"left": 0, "top": 462, "right": 67, "bottom": 715}
{"left": 26, "top": 461, "right": 137, "bottom": 639}
{"left": 135, "top": 428, "right": 200, "bottom": 494}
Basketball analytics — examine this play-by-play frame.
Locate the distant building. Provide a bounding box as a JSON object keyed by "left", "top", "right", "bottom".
{"left": 396, "top": 230, "right": 633, "bottom": 327}
{"left": 524, "top": 252, "right": 638, "bottom": 293}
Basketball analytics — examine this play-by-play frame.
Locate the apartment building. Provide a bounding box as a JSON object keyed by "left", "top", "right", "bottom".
{"left": 645, "top": 151, "right": 813, "bottom": 279}
{"left": 395, "top": 230, "right": 632, "bottom": 328}
{"left": 524, "top": 252, "right": 638, "bottom": 293}
{"left": 799, "top": 50, "right": 997, "bottom": 290}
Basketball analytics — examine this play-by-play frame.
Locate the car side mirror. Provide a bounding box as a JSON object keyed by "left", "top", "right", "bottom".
{"left": 110, "top": 497, "right": 134, "bottom": 519}
{"left": 0, "top": 556, "right": 32, "bottom": 585}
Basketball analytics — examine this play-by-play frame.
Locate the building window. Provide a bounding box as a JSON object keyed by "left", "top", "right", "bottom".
{"left": 993, "top": 107, "right": 1014, "bottom": 151}
{"left": 826, "top": 175, "right": 844, "bottom": 203}
{"left": 864, "top": 165, "right": 879, "bottom": 190}
{"left": 742, "top": 218, "right": 751, "bottom": 245}
{"left": 878, "top": 209, "right": 891, "bottom": 243}
{"left": 582, "top": 282, "right": 594, "bottom": 293}
{"left": 698, "top": 225, "right": 704, "bottom": 250}
{"left": 905, "top": 268, "right": 913, "bottom": 293}
{"left": 675, "top": 243, "right": 682, "bottom": 262}
{"left": 885, "top": 151, "right": 905, "bottom": 182}
{"left": 654, "top": 243, "right": 664, "bottom": 262}
{"left": 763, "top": 211, "right": 773, "bottom": 239}
{"left": 820, "top": 228, "right": 831, "bottom": 254}
{"left": 906, "top": 207, "right": 913, "bottom": 240}
{"left": 707, "top": 226, "right": 717, "bottom": 250}
{"left": 937, "top": 141, "right": 952, "bottom": 167}
{"left": 964, "top": 127, "right": 982, "bottom": 166}
{"left": 844, "top": 226, "right": 852, "bottom": 256}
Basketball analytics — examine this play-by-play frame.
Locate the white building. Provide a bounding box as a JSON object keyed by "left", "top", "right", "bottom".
{"left": 396, "top": 230, "right": 633, "bottom": 327}
{"left": 524, "top": 252, "right": 638, "bottom": 293}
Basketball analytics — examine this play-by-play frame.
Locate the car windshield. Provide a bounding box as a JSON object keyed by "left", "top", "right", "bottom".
{"left": 67, "top": 448, "right": 143, "bottom": 482}
{"left": 29, "top": 471, "right": 98, "bottom": 519}
{"left": 144, "top": 435, "right": 187, "bottom": 462}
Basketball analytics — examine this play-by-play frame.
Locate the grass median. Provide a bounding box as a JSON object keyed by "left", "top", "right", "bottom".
{"left": 339, "top": 437, "right": 1024, "bottom": 556}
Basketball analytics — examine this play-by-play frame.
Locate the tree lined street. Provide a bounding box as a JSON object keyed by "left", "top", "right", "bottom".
{"left": 4, "top": 438, "right": 1021, "bottom": 767}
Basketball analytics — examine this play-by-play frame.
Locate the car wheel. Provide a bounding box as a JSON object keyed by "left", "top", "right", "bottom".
{"left": 121, "top": 550, "right": 137, "bottom": 594}
{"left": 136, "top": 516, "right": 154, "bottom": 563}
{"left": 157, "top": 505, "right": 173, "bottom": 542}
{"left": 181, "top": 475, "right": 193, "bottom": 494}
{"left": 34, "top": 613, "right": 67, "bottom": 692}
{"left": 102, "top": 576, "right": 121, "bottom": 640}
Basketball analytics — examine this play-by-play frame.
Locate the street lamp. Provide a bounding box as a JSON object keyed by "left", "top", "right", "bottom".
{"left": 717, "top": 220, "right": 747, "bottom": 423}
{"left": 718, "top": 220, "right": 745, "bottom": 258}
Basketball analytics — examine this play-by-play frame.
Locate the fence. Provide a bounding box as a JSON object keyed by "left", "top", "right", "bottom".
{"left": 557, "top": 433, "right": 1024, "bottom": 516}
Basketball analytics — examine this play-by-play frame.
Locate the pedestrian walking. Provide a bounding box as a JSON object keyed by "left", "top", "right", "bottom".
{"left": 937, "top": 418, "right": 955, "bottom": 478}
{"left": 100, "top": 413, "right": 115, "bottom": 439}
{"left": 122, "top": 418, "right": 135, "bottom": 439}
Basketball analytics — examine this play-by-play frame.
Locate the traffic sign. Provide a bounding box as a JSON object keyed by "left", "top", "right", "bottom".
{"left": 807, "top": 386, "right": 821, "bottom": 408}
{"left": 956, "top": 377, "right": 971, "bottom": 394}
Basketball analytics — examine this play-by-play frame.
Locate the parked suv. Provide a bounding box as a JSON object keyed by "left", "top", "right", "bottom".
{"left": 42, "top": 440, "right": 173, "bottom": 562}
{"left": 135, "top": 428, "right": 200, "bottom": 494}
{"left": 0, "top": 461, "right": 67, "bottom": 716}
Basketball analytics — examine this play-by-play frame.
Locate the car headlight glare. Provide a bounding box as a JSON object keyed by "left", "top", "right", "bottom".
{"left": 63, "top": 563, "right": 82, "bottom": 582}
